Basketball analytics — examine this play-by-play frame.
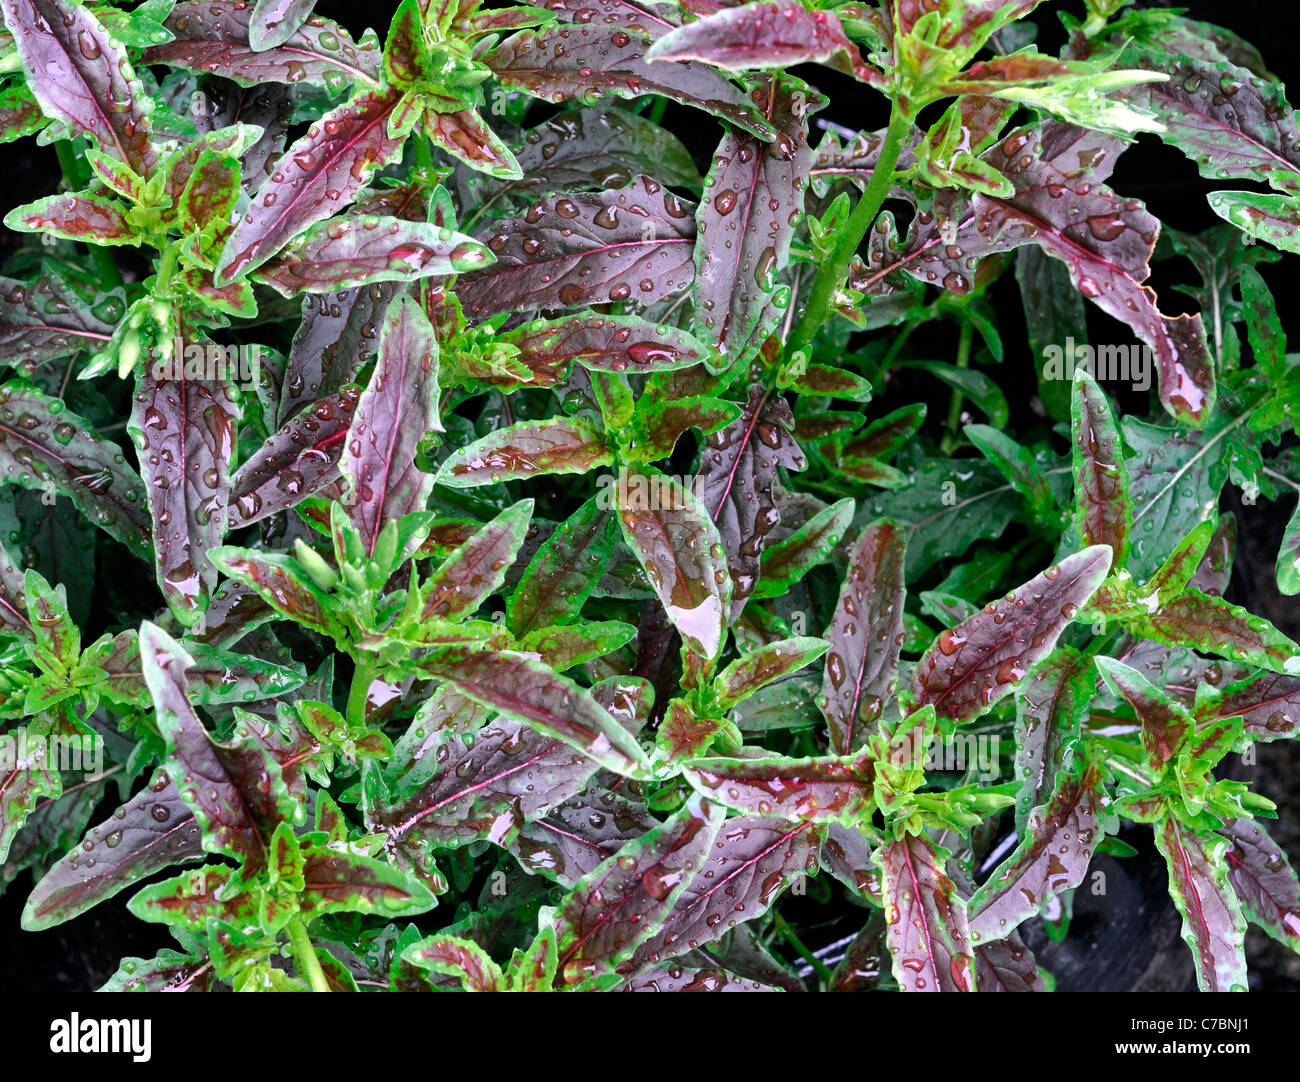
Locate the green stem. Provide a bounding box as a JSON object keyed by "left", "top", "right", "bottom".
{"left": 787, "top": 100, "right": 911, "bottom": 359}
{"left": 54, "top": 139, "right": 123, "bottom": 291}
{"left": 287, "top": 916, "right": 331, "bottom": 993}
{"left": 647, "top": 96, "right": 667, "bottom": 125}
{"left": 771, "top": 910, "right": 832, "bottom": 985}
{"left": 869, "top": 320, "right": 916, "bottom": 385}
{"left": 346, "top": 655, "right": 377, "bottom": 727}
{"left": 940, "top": 320, "right": 974, "bottom": 455}
{"left": 1263, "top": 467, "right": 1300, "bottom": 493}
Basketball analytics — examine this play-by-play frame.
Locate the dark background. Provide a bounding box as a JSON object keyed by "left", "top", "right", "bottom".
{"left": 3, "top": 0, "right": 1300, "bottom": 991}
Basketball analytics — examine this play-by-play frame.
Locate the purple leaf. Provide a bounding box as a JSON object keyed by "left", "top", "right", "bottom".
{"left": 127, "top": 862, "right": 258, "bottom": 930}
{"left": 619, "top": 964, "right": 782, "bottom": 991}
{"left": 1220, "top": 818, "right": 1300, "bottom": 952}
{"left": 1197, "top": 670, "right": 1300, "bottom": 743}
{"left": 342, "top": 294, "right": 441, "bottom": 556}
{"left": 876, "top": 833, "right": 975, "bottom": 992}
{"left": 911, "top": 545, "right": 1112, "bottom": 723}
{"left": 0, "top": 272, "right": 117, "bottom": 374}
{"left": 215, "top": 89, "right": 407, "bottom": 283}
{"left": 646, "top": 0, "right": 872, "bottom": 80}
{"left": 457, "top": 177, "right": 697, "bottom": 320}
{"left": 371, "top": 719, "right": 606, "bottom": 854}
{"left": 0, "top": 381, "right": 150, "bottom": 558}
{"left": 436, "top": 417, "right": 611, "bottom": 488}
{"left": 617, "top": 471, "right": 731, "bottom": 658}
{"left": 818, "top": 821, "right": 876, "bottom": 895}
{"left": 693, "top": 385, "right": 804, "bottom": 622}
{"left": 821, "top": 521, "right": 905, "bottom": 754}
{"left": 1153, "top": 814, "right": 1248, "bottom": 992}
{"left": 140, "top": 623, "right": 298, "bottom": 876}
{"left": 0, "top": 0, "right": 156, "bottom": 171}
{"left": 1208, "top": 189, "right": 1300, "bottom": 254}
{"left": 538, "top": 0, "right": 681, "bottom": 38}
{"left": 692, "top": 78, "right": 818, "bottom": 362}
{"left": 415, "top": 645, "right": 651, "bottom": 776}
{"left": 500, "top": 313, "right": 710, "bottom": 377}
{"left": 228, "top": 385, "right": 360, "bottom": 527}
{"left": 280, "top": 283, "right": 398, "bottom": 427}
{"left": 871, "top": 124, "right": 1216, "bottom": 424}
{"left": 968, "top": 758, "right": 1111, "bottom": 941}
{"left": 0, "top": 715, "right": 61, "bottom": 865}
{"left": 553, "top": 794, "right": 724, "bottom": 984}
{"left": 684, "top": 750, "right": 874, "bottom": 824}
{"left": 891, "top": 0, "right": 1045, "bottom": 52}
{"left": 973, "top": 932, "right": 1044, "bottom": 992}
{"left": 190, "top": 581, "right": 274, "bottom": 647}
{"left": 403, "top": 936, "right": 505, "bottom": 991}
{"left": 249, "top": 0, "right": 316, "bottom": 51}
{"left": 21, "top": 770, "right": 203, "bottom": 931}
{"left": 620, "top": 816, "right": 812, "bottom": 973}
{"left": 256, "top": 215, "right": 492, "bottom": 296}
{"left": 510, "top": 786, "right": 657, "bottom": 885}
{"left": 487, "top": 25, "right": 777, "bottom": 140}
{"left": 99, "top": 950, "right": 215, "bottom": 992}
{"left": 194, "top": 81, "right": 292, "bottom": 192}
{"left": 463, "top": 107, "right": 700, "bottom": 216}
{"left": 295, "top": 841, "right": 435, "bottom": 919}
{"left": 144, "top": 2, "right": 380, "bottom": 90}
{"left": 129, "top": 369, "right": 240, "bottom": 627}
{"left": 420, "top": 500, "right": 532, "bottom": 621}
{"left": 1125, "top": 51, "right": 1300, "bottom": 192}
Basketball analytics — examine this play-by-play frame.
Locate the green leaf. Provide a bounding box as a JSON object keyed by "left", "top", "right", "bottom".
{"left": 420, "top": 499, "right": 532, "bottom": 621}
{"left": 437, "top": 417, "right": 612, "bottom": 488}
{"left": 964, "top": 424, "right": 1053, "bottom": 520}
{"left": 403, "top": 934, "right": 506, "bottom": 991}
{"left": 902, "top": 361, "right": 1009, "bottom": 428}
{"left": 714, "top": 637, "right": 828, "bottom": 710}
{"left": 1277, "top": 500, "right": 1300, "bottom": 596}
{"left": 508, "top": 495, "right": 616, "bottom": 633}
{"left": 753, "top": 497, "right": 853, "bottom": 600}
{"left": 863, "top": 455, "right": 1024, "bottom": 581}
